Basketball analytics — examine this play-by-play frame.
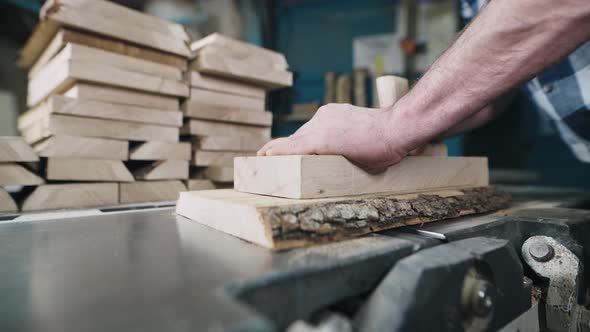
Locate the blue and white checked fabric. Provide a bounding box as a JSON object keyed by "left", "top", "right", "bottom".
{"left": 460, "top": 0, "right": 590, "bottom": 162}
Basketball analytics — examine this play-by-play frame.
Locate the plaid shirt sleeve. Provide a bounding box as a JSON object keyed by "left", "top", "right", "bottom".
{"left": 459, "top": 0, "right": 590, "bottom": 162}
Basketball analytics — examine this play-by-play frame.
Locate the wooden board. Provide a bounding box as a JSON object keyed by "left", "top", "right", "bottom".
{"left": 64, "top": 83, "right": 180, "bottom": 110}
{"left": 185, "top": 71, "right": 265, "bottom": 98}
{"left": 192, "top": 48, "right": 292, "bottom": 90}
{"left": 28, "top": 44, "right": 189, "bottom": 106}
{"left": 234, "top": 155, "right": 489, "bottom": 199}
{"left": 119, "top": 180, "right": 186, "bottom": 204}
{"left": 21, "top": 182, "right": 118, "bottom": 211}
{"left": 46, "top": 157, "right": 134, "bottom": 182}
{"left": 129, "top": 141, "right": 191, "bottom": 161}
{"left": 34, "top": 135, "right": 128, "bottom": 160}
{"left": 0, "top": 137, "right": 39, "bottom": 162}
{"left": 30, "top": 28, "right": 187, "bottom": 76}
{"left": 132, "top": 160, "right": 189, "bottom": 180}
{"left": 182, "top": 100, "right": 272, "bottom": 126}
{"left": 181, "top": 119, "right": 271, "bottom": 140}
{"left": 176, "top": 186, "right": 511, "bottom": 250}
{"left": 189, "top": 88, "right": 265, "bottom": 112}
{"left": 21, "top": 96, "right": 182, "bottom": 128}
{"left": 0, "top": 188, "right": 17, "bottom": 213}
{"left": 22, "top": 114, "right": 179, "bottom": 144}
{"left": 420, "top": 144, "right": 448, "bottom": 156}
{"left": 194, "top": 136, "right": 267, "bottom": 152}
{"left": 204, "top": 166, "right": 234, "bottom": 183}
{"left": 30, "top": 33, "right": 182, "bottom": 80}
{"left": 185, "top": 179, "right": 216, "bottom": 191}
{"left": 0, "top": 163, "right": 44, "bottom": 186}
{"left": 190, "top": 33, "right": 288, "bottom": 70}
{"left": 194, "top": 150, "right": 253, "bottom": 167}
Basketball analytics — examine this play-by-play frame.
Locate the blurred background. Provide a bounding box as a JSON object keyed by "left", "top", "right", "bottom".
{"left": 1, "top": 0, "right": 588, "bottom": 189}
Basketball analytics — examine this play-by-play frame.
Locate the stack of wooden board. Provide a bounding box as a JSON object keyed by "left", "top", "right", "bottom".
{"left": 17, "top": 0, "right": 190, "bottom": 209}
{"left": 181, "top": 33, "right": 292, "bottom": 190}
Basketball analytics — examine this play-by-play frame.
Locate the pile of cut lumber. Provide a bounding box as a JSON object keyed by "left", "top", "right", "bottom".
{"left": 182, "top": 33, "right": 292, "bottom": 190}
{"left": 17, "top": 0, "right": 191, "bottom": 210}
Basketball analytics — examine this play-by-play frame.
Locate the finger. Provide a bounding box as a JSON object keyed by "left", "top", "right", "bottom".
{"left": 265, "top": 136, "right": 316, "bottom": 156}
{"left": 257, "top": 137, "right": 289, "bottom": 156}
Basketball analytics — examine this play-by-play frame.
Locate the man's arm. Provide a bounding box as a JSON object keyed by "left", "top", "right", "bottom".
{"left": 259, "top": 0, "right": 590, "bottom": 168}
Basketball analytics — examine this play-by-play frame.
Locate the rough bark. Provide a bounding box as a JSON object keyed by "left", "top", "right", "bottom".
{"left": 259, "top": 187, "right": 511, "bottom": 247}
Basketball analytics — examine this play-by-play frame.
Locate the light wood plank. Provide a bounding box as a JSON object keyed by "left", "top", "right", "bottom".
{"left": 185, "top": 179, "right": 216, "bottom": 191}
{"left": 190, "top": 88, "right": 265, "bottom": 112}
{"left": 46, "top": 157, "right": 134, "bottom": 182}
{"left": 0, "top": 137, "right": 39, "bottom": 162}
{"left": 39, "top": 115, "right": 179, "bottom": 143}
{"left": 192, "top": 48, "right": 292, "bottom": 89}
{"left": 64, "top": 82, "right": 180, "bottom": 110}
{"left": 18, "top": 20, "right": 60, "bottom": 68}
{"left": 234, "top": 155, "right": 489, "bottom": 199}
{"left": 0, "top": 188, "right": 17, "bottom": 213}
{"left": 120, "top": 180, "right": 186, "bottom": 204}
{"left": 129, "top": 141, "right": 190, "bottom": 161}
{"left": 28, "top": 44, "right": 189, "bottom": 106}
{"left": 190, "top": 33, "right": 288, "bottom": 70}
{"left": 132, "top": 160, "right": 189, "bottom": 180}
{"left": 41, "top": 0, "right": 190, "bottom": 56}
{"left": 176, "top": 187, "right": 510, "bottom": 250}
{"left": 0, "top": 163, "right": 44, "bottom": 186}
{"left": 204, "top": 166, "right": 233, "bottom": 183}
{"left": 182, "top": 100, "right": 272, "bottom": 126}
{"left": 36, "top": 95, "right": 183, "bottom": 127}
{"left": 185, "top": 71, "right": 265, "bottom": 98}
{"left": 21, "top": 182, "right": 118, "bottom": 211}
{"left": 181, "top": 119, "right": 271, "bottom": 140}
{"left": 194, "top": 136, "right": 267, "bottom": 152}
{"left": 34, "top": 135, "right": 128, "bottom": 160}
{"left": 194, "top": 150, "right": 253, "bottom": 167}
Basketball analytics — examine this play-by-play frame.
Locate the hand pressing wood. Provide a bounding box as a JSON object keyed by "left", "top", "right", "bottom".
{"left": 176, "top": 186, "right": 510, "bottom": 250}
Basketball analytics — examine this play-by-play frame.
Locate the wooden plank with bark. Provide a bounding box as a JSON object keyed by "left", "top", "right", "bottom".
{"left": 234, "top": 155, "right": 489, "bottom": 199}
{"left": 21, "top": 182, "right": 118, "bottom": 211}
{"left": 176, "top": 186, "right": 511, "bottom": 250}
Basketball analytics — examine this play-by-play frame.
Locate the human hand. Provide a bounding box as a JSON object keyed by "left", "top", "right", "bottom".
{"left": 257, "top": 103, "right": 411, "bottom": 169}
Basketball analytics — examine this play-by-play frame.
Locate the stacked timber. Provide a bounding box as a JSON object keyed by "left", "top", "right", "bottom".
{"left": 182, "top": 33, "right": 292, "bottom": 190}
{"left": 17, "top": 0, "right": 190, "bottom": 210}
{"left": 0, "top": 137, "right": 42, "bottom": 213}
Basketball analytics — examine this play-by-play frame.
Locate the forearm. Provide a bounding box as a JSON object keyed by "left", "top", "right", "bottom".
{"left": 387, "top": 0, "right": 590, "bottom": 151}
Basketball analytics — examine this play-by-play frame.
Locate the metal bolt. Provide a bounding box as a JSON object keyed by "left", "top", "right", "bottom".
{"left": 529, "top": 241, "right": 554, "bottom": 262}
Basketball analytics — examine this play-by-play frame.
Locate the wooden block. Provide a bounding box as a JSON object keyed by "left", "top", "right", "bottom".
{"left": 120, "top": 180, "right": 186, "bottom": 204}
{"left": 46, "top": 158, "right": 134, "bottom": 182}
{"left": 34, "top": 135, "right": 128, "bottom": 160}
{"left": 376, "top": 75, "right": 409, "bottom": 108}
{"left": 234, "top": 156, "right": 489, "bottom": 199}
{"left": 132, "top": 160, "right": 189, "bottom": 180}
{"left": 64, "top": 82, "right": 180, "bottom": 110}
{"left": 194, "top": 150, "right": 253, "bottom": 167}
{"left": 28, "top": 43, "right": 189, "bottom": 106}
{"left": 182, "top": 100, "right": 272, "bottom": 126}
{"left": 30, "top": 28, "right": 187, "bottom": 76}
{"left": 185, "top": 71, "right": 265, "bottom": 98}
{"left": 21, "top": 96, "right": 182, "bottom": 128}
{"left": 0, "top": 163, "right": 44, "bottom": 186}
{"left": 0, "top": 137, "right": 39, "bottom": 162}
{"left": 190, "top": 88, "right": 265, "bottom": 112}
{"left": 194, "top": 136, "right": 267, "bottom": 152}
{"left": 129, "top": 141, "right": 191, "bottom": 161}
{"left": 185, "top": 179, "right": 216, "bottom": 191}
{"left": 24, "top": 114, "right": 179, "bottom": 144}
{"left": 204, "top": 166, "right": 234, "bottom": 182}
{"left": 21, "top": 182, "right": 118, "bottom": 211}
{"left": 192, "top": 48, "right": 293, "bottom": 89}
{"left": 420, "top": 144, "right": 448, "bottom": 156}
{"left": 181, "top": 119, "right": 271, "bottom": 140}
{"left": 0, "top": 188, "right": 17, "bottom": 213}
{"left": 30, "top": 34, "right": 182, "bottom": 80}
{"left": 190, "top": 33, "right": 288, "bottom": 70}
{"left": 176, "top": 187, "right": 510, "bottom": 250}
